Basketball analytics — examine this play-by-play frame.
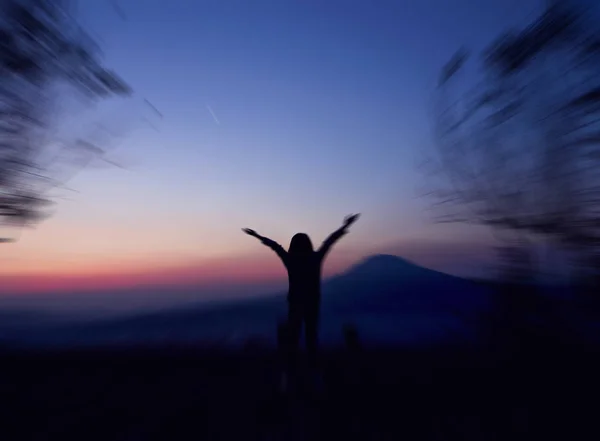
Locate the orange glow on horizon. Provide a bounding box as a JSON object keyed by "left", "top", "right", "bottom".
{"left": 0, "top": 248, "right": 360, "bottom": 295}
{"left": 0, "top": 229, "right": 491, "bottom": 296}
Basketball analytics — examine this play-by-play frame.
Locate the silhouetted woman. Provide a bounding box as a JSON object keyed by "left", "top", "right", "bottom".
{"left": 242, "top": 214, "right": 360, "bottom": 379}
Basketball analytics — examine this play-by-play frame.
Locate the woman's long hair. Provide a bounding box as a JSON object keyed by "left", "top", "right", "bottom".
{"left": 288, "top": 233, "right": 314, "bottom": 256}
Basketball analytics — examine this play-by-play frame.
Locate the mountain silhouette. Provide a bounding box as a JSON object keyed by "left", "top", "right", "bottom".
{"left": 323, "top": 254, "right": 490, "bottom": 314}
{"left": 2, "top": 254, "right": 493, "bottom": 348}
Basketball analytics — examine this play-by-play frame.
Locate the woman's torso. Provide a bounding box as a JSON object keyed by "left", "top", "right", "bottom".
{"left": 286, "top": 252, "right": 322, "bottom": 302}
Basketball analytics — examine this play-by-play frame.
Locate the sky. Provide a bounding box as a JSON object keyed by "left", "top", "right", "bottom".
{"left": 0, "top": 0, "right": 547, "bottom": 307}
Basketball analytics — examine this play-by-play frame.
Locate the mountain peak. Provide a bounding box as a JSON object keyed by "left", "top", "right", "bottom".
{"left": 347, "top": 254, "right": 419, "bottom": 275}
{"left": 361, "top": 254, "right": 413, "bottom": 266}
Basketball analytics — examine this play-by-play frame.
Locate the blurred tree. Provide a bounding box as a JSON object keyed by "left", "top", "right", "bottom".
{"left": 0, "top": 0, "right": 131, "bottom": 239}
{"left": 428, "top": 1, "right": 599, "bottom": 285}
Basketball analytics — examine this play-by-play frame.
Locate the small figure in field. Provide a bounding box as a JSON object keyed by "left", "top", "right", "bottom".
{"left": 243, "top": 214, "right": 360, "bottom": 389}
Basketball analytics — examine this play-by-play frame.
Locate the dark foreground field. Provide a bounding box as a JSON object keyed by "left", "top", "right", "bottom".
{"left": 1, "top": 335, "right": 599, "bottom": 441}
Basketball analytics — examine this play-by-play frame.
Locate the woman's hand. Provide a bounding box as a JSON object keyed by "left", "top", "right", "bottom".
{"left": 242, "top": 228, "right": 260, "bottom": 238}
{"left": 343, "top": 213, "right": 360, "bottom": 228}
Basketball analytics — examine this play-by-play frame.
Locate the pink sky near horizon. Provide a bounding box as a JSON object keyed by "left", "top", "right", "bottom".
{"left": 0, "top": 212, "right": 496, "bottom": 297}
{"left": 0, "top": 251, "right": 352, "bottom": 294}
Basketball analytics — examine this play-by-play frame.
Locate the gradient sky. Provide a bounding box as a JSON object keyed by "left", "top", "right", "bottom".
{"left": 0, "top": 0, "right": 546, "bottom": 303}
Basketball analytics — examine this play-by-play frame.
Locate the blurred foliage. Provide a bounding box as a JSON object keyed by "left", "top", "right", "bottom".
{"left": 429, "top": 1, "right": 599, "bottom": 285}
{"left": 0, "top": 0, "right": 130, "bottom": 235}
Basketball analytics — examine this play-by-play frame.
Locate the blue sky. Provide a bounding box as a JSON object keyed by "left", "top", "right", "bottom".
{"left": 0, "top": 0, "right": 546, "bottom": 299}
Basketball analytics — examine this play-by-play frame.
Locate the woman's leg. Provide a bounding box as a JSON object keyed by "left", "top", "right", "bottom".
{"left": 286, "top": 302, "right": 303, "bottom": 374}
{"left": 304, "top": 300, "right": 320, "bottom": 372}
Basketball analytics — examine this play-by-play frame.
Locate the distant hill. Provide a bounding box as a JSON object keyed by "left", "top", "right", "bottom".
{"left": 323, "top": 254, "right": 490, "bottom": 313}
{"left": 1, "top": 254, "right": 493, "bottom": 348}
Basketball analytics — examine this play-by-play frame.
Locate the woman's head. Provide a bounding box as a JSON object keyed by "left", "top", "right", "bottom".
{"left": 289, "top": 233, "right": 314, "bottom": 255}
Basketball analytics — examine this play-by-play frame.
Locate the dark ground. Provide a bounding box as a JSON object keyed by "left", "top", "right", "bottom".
{"left": 1, "top": 284, "right": 599, "bottom": 441}
{"left": 1, "top": 335, "right": 598, "bottom": 441}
